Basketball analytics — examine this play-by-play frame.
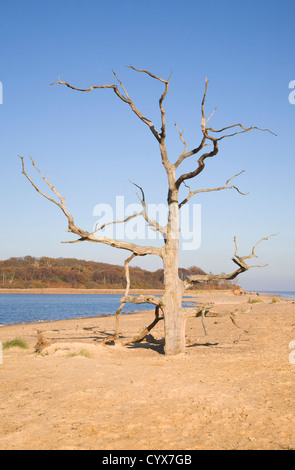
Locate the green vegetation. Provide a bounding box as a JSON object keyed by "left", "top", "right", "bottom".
{"left": 0, "top": 256, "right": 240, "bottom": 291}
{"left": 0, "top": 256, "right": 166, "bottom": 289}
{"left": 3, "top": 338, "right": 28, "bottom": 350}
{"left": 249, "top": 298, "right": 264, "bottom": 304}
{"left": 67, "top": 349, "right": 92, "bottom": 359}
{"left": 271, "top": 297, "right": 280, "bottom": 303}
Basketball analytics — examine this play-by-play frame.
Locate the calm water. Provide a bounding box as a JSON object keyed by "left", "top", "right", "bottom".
{"left": 258, "top": 291, "right": 295, "bottom": 299}
{"left": 0, "top": 294, "right": 198, "bottom": 326}
{"left": 2, "top": 291, "right": 291, "bottom": 326}
{"left": 0, "top": 294, "right": 156, "bottom": 326}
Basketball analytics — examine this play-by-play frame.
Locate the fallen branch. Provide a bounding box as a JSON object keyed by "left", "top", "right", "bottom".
{"left": 122, "top": 306, "right": 164, "bottom": 346}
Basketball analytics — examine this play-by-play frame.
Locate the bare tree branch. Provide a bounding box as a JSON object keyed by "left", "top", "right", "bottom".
{"left": 207, "top": 123, "right": 277, "bottom": 139}
{"left": 126, "top": 65, "right": 175, "bottom": 182}
{"left": 184, "top": 233, "right": 279, "bottom": 289}
{"left": 179, "top": 170, "right": 248, "bottom": 208}
{"left": 174, "top": 123, "right": 187, "bottom": 163}
{"left": 119, "top": 294, "right": 162, "bottom": 306}
{"left": 127, "top": 65, "right": 171, "bottom": 140}
{"left": 129, "top": 180, "right": 167, "bottom": 237}
{"left": 175, "top": 78, "right": 276, "bottom": 189}
{"left": 206, "top": 107, "right": 217, "bottom": 124}
{"left": 94, "top": 179, "right": 167, "bottom": 238}
{"left": 19, "top": 156, "right": 163, "bottom": 257}
{"left": 103, "top": 253, "right": 138, "bottom": 344}
{"left": 50, "top": 74, "right": 161, "bottom": 143}
{"left": 127, "top": 66, "right": 170, "bottom": 84}
{"left": 121, "top": 305, "right": 164, "bottom": 346}
{"left": 176, "top": 140, "right": 219, "bottom": 188}
{"left": 174, "top": 125, "right": 208, "bottom": 168}
{"left": 94, "top": 212, "right": 142, "bottom": 233}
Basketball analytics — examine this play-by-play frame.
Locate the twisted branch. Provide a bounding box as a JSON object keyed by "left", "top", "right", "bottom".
{"left": 103, "top": 253, "right": 138, "bottom": 344}
{"left": 129, "top": 180, "right": 167, "bottom": 237}
{"left": 175, "top": 78, "right": 276, "bottom": 189}
{"left": 179, "top": 170, "right": 248, "bottom": 209}
{"left": 127, "top": 66, "right": 171, "bottom": 141}
{"left": 207, "top": 123, "right": 277, "bottom": 140}
{"left": 51, "top": 72, "right": 161, "bottom": 143}
{"left": 94, "top": 212, "right": 142, "bottom": 233}
{"left": 184, "top": 233, "right": 278, "bottom": 289}
{"left": 51, "top": 66, "right": 172, "bottom": 145}
{"left": 19, "top": 156, "right": 163, "bottom": 257}
{"left": 122, "top": 305, "right": 164, "bottom": 346}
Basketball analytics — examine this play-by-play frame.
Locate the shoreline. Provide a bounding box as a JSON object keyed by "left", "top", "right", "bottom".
{"left": 0, "top": 309, "right": 145, "bottom": 329}
{"left": 0, "top": 287, "right": 292, "bottom": 296}
{"left": 0, "top": 287, "right": 273, "bottom": 296}
{"left": 0, "top": 291, "right": 291, "bottom": 330}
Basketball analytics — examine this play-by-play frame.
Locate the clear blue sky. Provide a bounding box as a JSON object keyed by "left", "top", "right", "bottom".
{"left": 0, "top": 0, "right": 294, "bottom": 291}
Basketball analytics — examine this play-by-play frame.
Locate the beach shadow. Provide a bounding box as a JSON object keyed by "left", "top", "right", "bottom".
{"left": 125, "top": 342, "right": 165, "bottom": 355}
{"left": 45, "top": 329, "right": 117, "bottom": 343}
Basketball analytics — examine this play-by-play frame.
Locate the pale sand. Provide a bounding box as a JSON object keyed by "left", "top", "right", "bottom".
{"left": 0, "top": 291, "right": 294, "bottom": 450}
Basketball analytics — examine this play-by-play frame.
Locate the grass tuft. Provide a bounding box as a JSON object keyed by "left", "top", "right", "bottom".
{"left": 3, "top": 338, "right": 28, "bottom": 350}
{"left": 67, "top": 349, "right": 92, "bottom": 359}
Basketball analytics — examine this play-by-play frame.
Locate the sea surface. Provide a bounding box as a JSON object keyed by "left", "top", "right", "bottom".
{"left": 0, "top": 291, "right": 292, "bottom": 327}
{"left": 0, "top": 294, "right": 156, "bottom": 326}
{"left": 258, "top": 291, "right": 295, "bottom": 298}
{"left": 0, "top": 293, "right": 198, "bottom": 326}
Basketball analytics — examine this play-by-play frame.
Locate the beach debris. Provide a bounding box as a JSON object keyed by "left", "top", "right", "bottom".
{"left": 35, "top": 330, "right": 52, "bottom": 353}
{"left": 121, "top": 305, "right": 164, "bottom": 346}
{"left": 40, "top": 342, "right": 101, "bottom": 357}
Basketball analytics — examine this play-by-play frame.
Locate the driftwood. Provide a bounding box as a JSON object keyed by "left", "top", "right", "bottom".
{"left": 35, "top": 330, "right": 52, "bottom": 353}
{"left": 122, "top": 306, "right": 164, "bottom": 346}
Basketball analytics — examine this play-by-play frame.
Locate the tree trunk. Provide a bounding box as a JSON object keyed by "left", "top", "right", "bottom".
{"left": 162, "top": 240, "right": 185, "bottom": 355}
{"left": 162, "top": 190, "right": 186, "bottom": 355}
{"left": 163, "top": 301, "right": 186, "bottom": 355}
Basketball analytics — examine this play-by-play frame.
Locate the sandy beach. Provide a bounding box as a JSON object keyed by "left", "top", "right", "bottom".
{"left": 0, "top": 291, "right": 294, "bottom": 450}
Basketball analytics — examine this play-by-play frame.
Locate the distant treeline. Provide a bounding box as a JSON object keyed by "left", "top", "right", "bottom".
{"left": 0, "top": 256, "right": 240, "bottom": 290}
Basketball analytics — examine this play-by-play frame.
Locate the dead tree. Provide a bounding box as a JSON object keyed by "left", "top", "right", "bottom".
{"left": 19, "top": 66, "right": 276, "bottom": 355}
